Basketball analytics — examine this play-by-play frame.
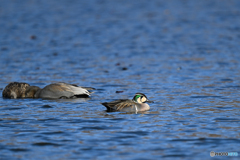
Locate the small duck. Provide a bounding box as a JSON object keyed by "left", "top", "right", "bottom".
{"left": 2, "top": 82, "right": 94, "bottom": 99}
{"left": 101, "top": 93, "right": 153, "bottom": 113}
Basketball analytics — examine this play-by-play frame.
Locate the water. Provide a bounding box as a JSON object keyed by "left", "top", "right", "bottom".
{"left": 0, "top": 0, "right": 240, "bottom": 159}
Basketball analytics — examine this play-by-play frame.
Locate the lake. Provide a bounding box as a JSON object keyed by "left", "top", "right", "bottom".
{"left": 0, "top": 0, "right": 240, "bottom": 159}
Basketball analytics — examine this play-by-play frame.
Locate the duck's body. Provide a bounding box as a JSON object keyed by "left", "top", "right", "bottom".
{"left": 101, "top": 93, "right": 153, "bottom": 113}
{"left": 35, "top": 82, "right": 92, "bottom": 99}
{"left": 2, "top": 82, "right": 93, "bottom": 99}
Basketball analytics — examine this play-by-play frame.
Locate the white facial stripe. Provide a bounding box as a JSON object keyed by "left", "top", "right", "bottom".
{"left": 137, "top": 97, "right": 142, "bottom": 103}
{"left": 141, "top": 96, "right": 147, "bottom": 103}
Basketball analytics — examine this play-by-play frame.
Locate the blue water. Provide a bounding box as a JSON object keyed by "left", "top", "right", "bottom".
{"left": 0, "top": 0, "right": 240, "bottom": 159}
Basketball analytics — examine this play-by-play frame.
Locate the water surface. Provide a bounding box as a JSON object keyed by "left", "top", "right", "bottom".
{"left": 0, "top": 0, "right": 240, "bottom": 159}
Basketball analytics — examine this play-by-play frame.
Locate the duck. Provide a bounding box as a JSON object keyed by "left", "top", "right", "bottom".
{"left": 101, "top": 93, "right": 153, "bottom": 113}
{"left": 2, "top": 82, "right": 94, "bottom": 99}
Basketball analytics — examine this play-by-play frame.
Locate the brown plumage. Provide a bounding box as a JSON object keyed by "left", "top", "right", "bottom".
{"left": 2, "top": 82, "right": 30, "bottom": 99}
{"left": 102, "top": 99, "right": 136, "bottom": 111}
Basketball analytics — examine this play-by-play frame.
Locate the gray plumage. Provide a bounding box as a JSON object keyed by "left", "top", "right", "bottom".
{"left": 35, "top": 83, "right": 93, "bottom": 99}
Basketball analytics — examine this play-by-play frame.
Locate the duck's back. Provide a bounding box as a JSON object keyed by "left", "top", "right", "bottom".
{"left": 35, "top": 83, "right": 89, "bottom": 99}
{"left": 102, "top": 99, "right": 137, "bottom": 112}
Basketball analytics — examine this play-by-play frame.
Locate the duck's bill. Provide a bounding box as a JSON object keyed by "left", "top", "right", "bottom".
{"left": 147, "top": 100, "right": 154, "bottom": 103}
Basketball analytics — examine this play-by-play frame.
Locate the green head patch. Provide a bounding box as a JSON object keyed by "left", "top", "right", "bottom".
{"left": 134, "top": 95, "right": 141, "bottom": 102}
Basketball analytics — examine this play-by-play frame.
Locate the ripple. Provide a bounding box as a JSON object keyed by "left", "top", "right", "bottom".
{"left": 32, "top": 142, "right": 62, "bottom": 146}
{"left": 222, "top": 85, "right": 240, "bottom": 89}
{"left": 220, "top": 78, "right": 233, "bottom": 82}
{"left": 190, "top": 96, "right": 223, "bottom": 99}
{"left": 80, "top": 126, "right": 121, "bottom": 130}
{"left": 163, "top": 154, "right": 188, "bottom": 158}
{"left": 3, "top": 107, "right": 23, "bottom": 110}
{"left": 67, "top": 119, "right": 105, "bottom": 124}
{"left": 40, "top": 131, "right": 65, "bottom": 135}
{"left": 9, "top": 148, "right": 30, "bottom": 152}
{"left": 41, "top": 105, "right": 53, "bottom": 108}
{"left": 214, "top": 118, "right": 240, "bottom": 122}
{"left": 117, "top": 131, "right": 149, "bottom": 136}
{"left": 101, "top": 84, "right": 128, "bottom": 87}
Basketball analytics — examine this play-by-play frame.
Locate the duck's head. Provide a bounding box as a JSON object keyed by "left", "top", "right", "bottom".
{"left": 132, "top": 93, "right": 154, "bottom": 104}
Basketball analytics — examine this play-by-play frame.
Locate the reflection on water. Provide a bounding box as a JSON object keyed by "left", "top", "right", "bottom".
{"left": 0, "top": 0, "right": 240, "bottom": 159}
